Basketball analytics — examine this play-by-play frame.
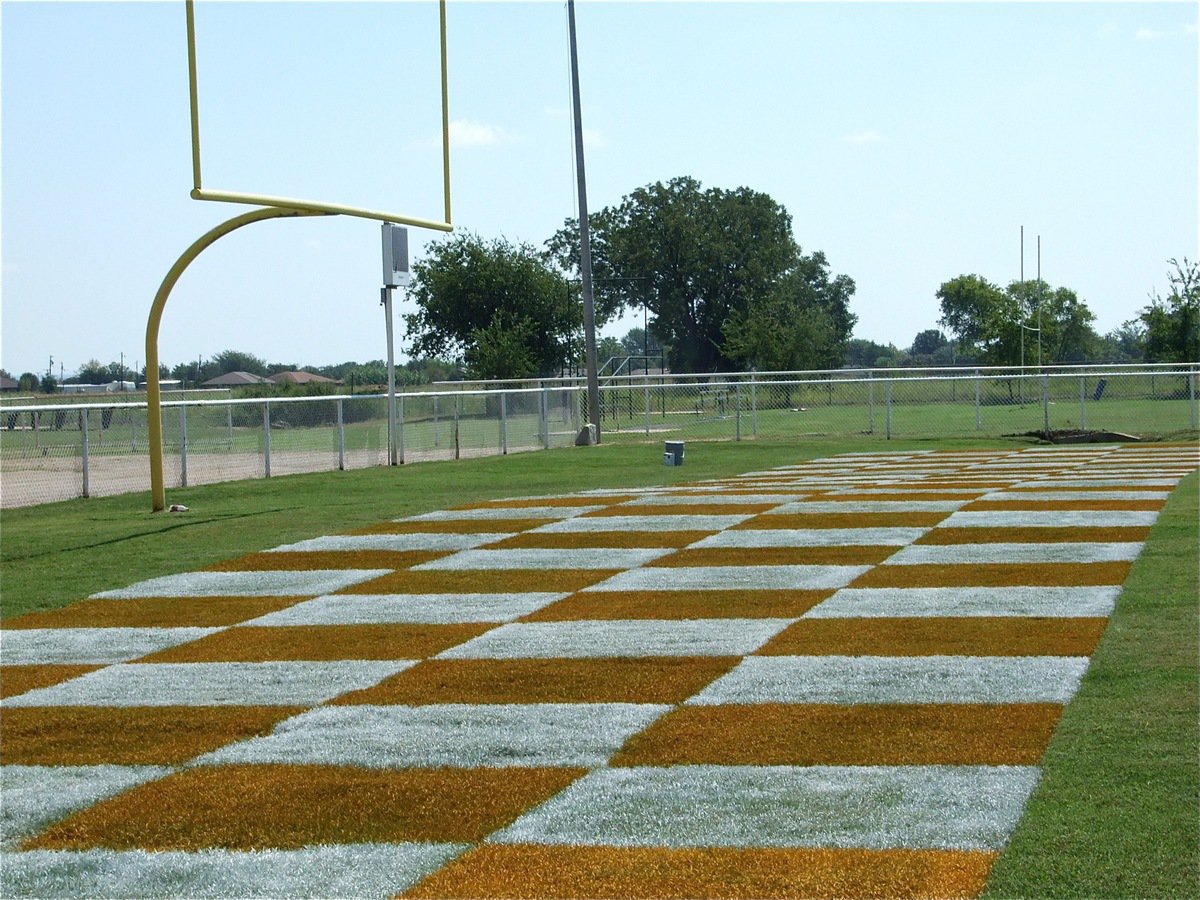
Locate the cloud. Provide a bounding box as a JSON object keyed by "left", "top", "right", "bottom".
{"left": 841, "top": 130, "right": 887, "bottom": 145}
{"left": 443, "top": 119, "right": 515, "bottom": 148}
{"left": 1135, "top": 24, "right": 1194, "bottom": 40}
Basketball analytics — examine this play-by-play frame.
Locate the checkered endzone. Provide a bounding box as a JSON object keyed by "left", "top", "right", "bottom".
{"left": 2, "top": 445, "right": 1196, "bottom": 899}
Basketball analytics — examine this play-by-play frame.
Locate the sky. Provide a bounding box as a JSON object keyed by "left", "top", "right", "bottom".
{"left": 2, "top": 0, "right": 1196, "bottom": 381}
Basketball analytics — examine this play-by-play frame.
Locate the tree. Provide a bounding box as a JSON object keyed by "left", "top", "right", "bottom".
{"left": 1097, "top": 321, "right": 1145, "bottom": 363}
{"left": 405, "top": 232, "right": 576, "bottom": 380}
{"left": 548, "top": 176, "right": 852, "bottom": 373}
{"left": 1141, "top": 258, "right": 1199, "bottom": 363}
{"left": 210, "top": 350, "right": 268, "bottom": 377}
{"left": 910, "top": 329, "right": 948, "bottom": 357}
{"left": 937, "top": 274, "right": 1100, "bottom": 366}
{"left": 41, "top": 375, "right": 58, "bottom": 394}
{"left": 75, "top": 359, "right": 109, "bottom": 385}
{"left": 845, "top": 338, "right": 905, "bottom": 369}
{"left": 620, "top": 327, "right": 664, "bottom": 359}
{"left": 18, "top": 372, "right": 40, "bottom": 392}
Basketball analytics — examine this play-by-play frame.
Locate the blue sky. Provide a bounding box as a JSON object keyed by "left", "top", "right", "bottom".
{"left": 2, "top": 1, "right": 1196, "bottom": 380}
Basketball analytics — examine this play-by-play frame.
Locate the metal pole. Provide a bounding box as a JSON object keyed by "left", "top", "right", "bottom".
{"left": 336, "top": 398, "right": 345, "bottom": 470}
{"left": 567, "top": 0, "right": 601, "bottom": 443}
{"left": 1042, "top": 375, "right": 1051, "bottom": 435}
{"left": 81, "top": 408, "right": 90, "bottom": 499}
{"left": 1079, "top": 376, "right": 1087, "bottom": 430}
{"left": 398, "top": 395, "right": 405, "bottom": 464}
{"left": 501, "top": 391, "right": 508, "bottom": 455}
{"left": 263, "top": 403, "right": 272, "bottom": 478}
{"left": 179, "top": 406, "right": 188, "bottom": 488}
{"left": 886, "top": 380, "right": 893, "bottom": 440}
{"left": 975, "top": 370, "right": 982, "bottom": 431}
{"left": 382, "top": 286, "right": 398, "bottom": 466}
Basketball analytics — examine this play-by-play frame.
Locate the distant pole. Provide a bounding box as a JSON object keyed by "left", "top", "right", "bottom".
{"left": 567, "top": 0, "right": 601, "bottom": 443}
{"left": 382, "top": 287, "right": 398, "bottom": 466}
{"left": 1037, "top": 235, "right": 1043, "bottom": 369}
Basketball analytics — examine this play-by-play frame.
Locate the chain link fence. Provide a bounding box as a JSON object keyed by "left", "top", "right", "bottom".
{"left": 3, "top": 365, "right": 1195, "bottom": 508}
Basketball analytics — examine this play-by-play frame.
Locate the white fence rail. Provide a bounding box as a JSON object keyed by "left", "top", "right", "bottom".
{"left": 2, "top": 365, "right": 1196, "bottom": 508}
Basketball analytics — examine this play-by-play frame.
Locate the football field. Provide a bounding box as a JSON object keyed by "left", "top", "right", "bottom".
{"left": 2, "top": 443, "right": 1197, "bottom": 897}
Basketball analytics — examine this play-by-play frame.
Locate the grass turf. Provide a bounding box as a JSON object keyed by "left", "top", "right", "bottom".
{"left": 2, "top": 437, "right": 1196, "bottom": 897}
{"left": 981, "top": 468, "right": 1199, "bottom": 898}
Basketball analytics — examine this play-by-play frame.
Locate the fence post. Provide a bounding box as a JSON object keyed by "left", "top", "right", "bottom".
{"left": 501, "top": 391, "right": 508, "bottom": 455}
{"left": 1191, "top": 365, "right": 1198, "bottom": 431}
{"left": 179, "top": 406, "right": 189, "bottom": 488}
{"left": 750, "top": 372, "right": 758, "bottom": 436}
{"left": 81, "top": 408, "right": 90, "bottom": 499}
{"left": 398, "top": 395, "right": 406, "bottom": 464}
{"left": 433, "top": 395, "right": 440, "bottom": 448}
{"left": 885, "top": 380, "right": 893, "bottom": 440}
{"left": 1042, "top": 375, "right": 1051, "bottom": 435}
{"left": 263, "top": 403, "right": 272, "bottom": 478}
{"left": 1079, "top": 377, "right": 1087, "bottom": 431}
{"left": 974, "top": 370, "right": 982, "bottom": 431}
{"left": 644, "top": 379, "right": 651, "bottom": 436}
{"left": 735, "top": 383, "right": 742, "bottom": 441}
{"left": 454, "top": 395, "right": 461, "bottom": 460}
{"left": 540, "top": 388, "right": 550, "bottom": 450}
{"left": 227, "top": 405, "right": 233, "bottom": 450}
{"left": 336, "top": 399, "right": 345, "bottom": 470}
{"left": 868, "top": 373, "right": 875, "bottom": 433}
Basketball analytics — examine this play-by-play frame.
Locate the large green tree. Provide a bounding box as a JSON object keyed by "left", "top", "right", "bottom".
{"left": 405, "top": 233, "right": 576, "bottom": 380}
{"left": 1140, "top": 258, "right": 1199, "bottom": 363}
{"left": 937, "top": 274, "right": 1099, "bottom": 366}
{"left": 547, "top": 176, "right": 854, "bottom": 373}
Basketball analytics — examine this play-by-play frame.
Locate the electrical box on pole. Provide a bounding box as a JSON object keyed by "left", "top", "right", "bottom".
{"left": 382, "top": 223, "right": 411, "bottom": 288}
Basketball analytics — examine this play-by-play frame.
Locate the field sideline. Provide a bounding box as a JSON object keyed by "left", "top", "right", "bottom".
{"left": 1, "top": 437, "right": 1196, "bottom": 897}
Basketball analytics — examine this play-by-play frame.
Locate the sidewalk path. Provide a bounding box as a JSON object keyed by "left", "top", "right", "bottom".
{"left": 2, "top": 445, "right": 1197, "bottom": 898}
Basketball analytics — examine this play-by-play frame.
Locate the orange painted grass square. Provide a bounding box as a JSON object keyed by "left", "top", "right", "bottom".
{"left": 401, "top": 844, "right": 997, "bottom": 900}
{"left": 135, "top": 623, "right": 491, "bottom": 663}
{"left": 738, "top": 512, "right": 951, "bottom": 529}
{"left": 2, "top": 596, "right": 300, "bottom": 629}
{"left": 349, "top": 519, "right": 554, "bottom": 535}
{"left": 340, "top": 568, "right": 618, "bottom": 595}
{"left": 850, "top": 561, "right": 1131, "bottom": 588}
{"left": 648, "top": 546, "right": 897, "bottom": 568}
{"left": 23, "top": 764, "right": 585, "bottom": 850}
{"left": 332, "top": 657, "right": 739, "bottom": 705}
{"left": 916, "top": 526, "right": 1150, "bottom": 545}
{"left": 0, "top": 664, "right": 101, "bottom": 700}
{"left": 204, "top": 550, "right": 446, "bottom": 572}
{"left": 523, "top": 590, "right": 832, "bottom": 621}
{"left": 610, "top": 702, "right": 1063, "bottom": 767}
{"left": 809, "top": 491, "right": 985, "bottom": 501}
{"left": 759, "top": 617, "right": 1109, "bottom": 657}
{"left": 1, "top": 706, "right": 302, "bottom": 766}
{"left": 485, "top": 530, "right": 711, "bottom": 550}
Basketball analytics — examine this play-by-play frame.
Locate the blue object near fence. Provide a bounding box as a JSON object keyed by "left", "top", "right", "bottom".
{"left": 1093, "top": 378, "right": 1108, "bottom": 401}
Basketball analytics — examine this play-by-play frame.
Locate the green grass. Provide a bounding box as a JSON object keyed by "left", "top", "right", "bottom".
{"left": 2, "top": 436, "right": 1196, "bottom": 898}
{"left": 983, "top": 469, "right": 1199, "bottom": 898}
{"left": 3, "top": 436, "right": 1012, "bottom": 620}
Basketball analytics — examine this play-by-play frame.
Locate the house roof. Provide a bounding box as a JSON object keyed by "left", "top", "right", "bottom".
{"left": 0, "top": 376, "right": 19, "bottom": 391}
{"left": 269, "top": 370, "right": 338, "bottom": 385}
{"left": 202, "top": 371, "right": 273, "bottom": 387}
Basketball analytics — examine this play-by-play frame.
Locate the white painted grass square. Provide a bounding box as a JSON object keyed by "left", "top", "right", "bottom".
{"left": 691, "top": 528, "right": 928, "bottom": 548}
{"left": 585, "top": 565, "right": 871, "bottom": 593}
{"left": 90, "top": 570, "right": 392, "bottom": 600}
{"left": 1, "top": 661, "right": 413, "bottom": 708}
{"left": 436, "top": 619, "right": 793, "bottom": 659}
{"left": 770, "top": 500, "right": 968, "bottom": 513}
{"left": 490, "top": 764, "right": 1041, "bottom": 851}
{"left": 688, "top": 655, "right": 1090, "bottom": 705}
{"left": 264, "top": 533, "right": 511, "bottom": 553}
{"left": 0, "top": 765, "right": 170, "bottom": 849}
{"left": 617, "top": 493, "right": 802, "bottom": 506}
{"left": 1012, "top": 479, "right": 1180, "bottom": 489}
{"left": 398, "top": 506, "right": 603, "bottom": 521}
{"left": 987, "top": 490, "right": 1171, "bottom": 501}
{"left": 242, "top": 593, "right": 569, "bottom": 626}
{"left": 195, "top": 703, "right": 669, "bottom": 769}
{"left": 412, "top": 547, "right": 673, "bottom": 571}
{"left": 0, "top": 843, "right": 468, "bottom": 899}
{"left": 805, "top": 586, "right": 1121, "bottom": 619}
{"left": 886, "top": 543, "right": 1144, "bottom": 565}
{"left": 0, "top": 628, "right": 221, "bottom": 665}
{"left": 532, "top": 514, "right": 755, "bottom": 533}
{"left": 942, "top": 510, "right": 1160, "bottom": 528}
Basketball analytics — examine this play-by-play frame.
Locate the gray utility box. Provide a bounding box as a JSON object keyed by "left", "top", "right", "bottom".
{"left": 663, "top": 441, "right": 685, "bottom": 466}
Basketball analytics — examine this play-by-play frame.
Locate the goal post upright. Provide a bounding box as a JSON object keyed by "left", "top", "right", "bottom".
{"left": 146, "top": 0, "right": 453, "bottom": 511}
